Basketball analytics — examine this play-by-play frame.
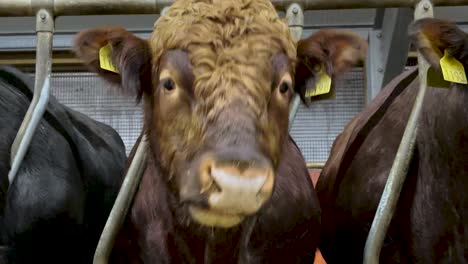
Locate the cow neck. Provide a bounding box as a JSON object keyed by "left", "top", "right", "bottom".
{"left": 329, "top": 67, "right": 419, "bottom": 203}
{"left": 416, "top": 80, "right": 468, "bottom": 182}
{"left": 128, "top": 143, "right": 251, "bottom": 263}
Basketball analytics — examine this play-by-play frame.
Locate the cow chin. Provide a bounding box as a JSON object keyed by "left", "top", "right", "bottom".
{"left": 189, "top": 206, "right": 245, "bottom": 228}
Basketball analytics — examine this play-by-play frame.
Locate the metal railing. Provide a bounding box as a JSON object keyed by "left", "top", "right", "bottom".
{"left": 1, "top": 0, "right": 468, "bottom": 16}
{"left": 1, "top": 0, "right": 466, "bottom": 263}
{"left": 363, "top": 1, "right": 434, "bottom": 262}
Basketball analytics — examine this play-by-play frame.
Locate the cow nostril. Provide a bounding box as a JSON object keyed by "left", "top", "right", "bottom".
{"left": 199, "top": 162, "right": 221, "bottom": 194}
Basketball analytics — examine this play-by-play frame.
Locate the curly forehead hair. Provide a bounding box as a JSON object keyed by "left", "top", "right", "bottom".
{"left": 149, "top": 0, "right": 297, "bottom": 114}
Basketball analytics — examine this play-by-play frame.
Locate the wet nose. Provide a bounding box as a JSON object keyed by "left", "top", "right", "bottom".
{"left": 199, "top": 155, "right": 275, "bottom": 215}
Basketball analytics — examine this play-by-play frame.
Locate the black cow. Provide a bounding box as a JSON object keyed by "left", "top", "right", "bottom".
{"left": 0, "top": 65, "right": 127, "bottom": 264}
{"left": 316, "top": 18, "right": 468, "bottom": 263}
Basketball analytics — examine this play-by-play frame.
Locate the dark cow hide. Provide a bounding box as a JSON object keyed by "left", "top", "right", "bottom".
{"left": 316, "top": 18, "right": 468, "bottom": 263}
{"left": 0, "top": 65, "right": 127, "bottom": 264}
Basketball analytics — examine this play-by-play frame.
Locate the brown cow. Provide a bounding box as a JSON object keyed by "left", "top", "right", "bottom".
{"left": 316, "top": 18, "right": 468, "bottom": 263}
{"left": 73, "top": 0, "right": 366, "bottom": 262}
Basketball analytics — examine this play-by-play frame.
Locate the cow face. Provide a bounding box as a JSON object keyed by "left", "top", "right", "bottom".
{"left": 74, "top": 0, "right": 366, "bottom": 228}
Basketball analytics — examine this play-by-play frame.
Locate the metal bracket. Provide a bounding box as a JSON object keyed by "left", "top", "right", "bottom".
{"left": 363, "top": 1, "right": 434, "bottom": 263}
{"left": 285, "top": 3, "right": 304, "bottom": 132}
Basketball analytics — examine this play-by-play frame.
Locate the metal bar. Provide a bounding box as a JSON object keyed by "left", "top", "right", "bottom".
{"left": 0, "top": 58, "right": 82, "bottom": 65}
{"left": 366, "top": 8, "right": 414, "bottom": 104}
{"left": 286, "top": 3, "right": 304, "bottom": 131}
{"left": 288, "top": 96, "right": 301, "bottom": 131}
{"left": 373, "top": 8, "right": 386, "bottom": 29}
{"left": 306, "top": 162, "right": 325, "bottom": 169}
{"left": 1, "top": 0, "right": 468, "bottom": 17}
{"left": 363, "top": 0, "right": 433, "bottom": 263}
{"left": 366, "top": 31, "right": 384, "bottom": 104}
{"left": 8, "top": 8, "right": 54, "bottom": 184}
{"left": 380, "top": 8, "right": 413, "bottom": 88}
{"left": 93, "top": 135, "right": 149, "bottom": 264}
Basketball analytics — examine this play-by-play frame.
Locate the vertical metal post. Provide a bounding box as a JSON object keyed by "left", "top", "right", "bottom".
{"left": 363, "top": 1, "right": 433, "bottom": 263}
{"left": 286, "top": 3, "right": 304, "bottom": 132}
{"left": 93, "top": 135, "right": 149, "bottom": 264}
{"left": 8, "top": 8, "right": 54, "bottom": 184}
{"left": 366, "top": 8, "right": 413, "bottom": 105}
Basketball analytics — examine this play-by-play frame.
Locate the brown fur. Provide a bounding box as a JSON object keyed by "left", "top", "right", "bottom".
{"left": 73, "top": 0, "right": 367, "bottom": 262}
{"left": 409, "top": 18, "right": 468, "bottom": 70}
{"left": 110, "top": 135, "right": 323, "bottom": 263}
{"left": 74, "top": 27, "right": 152, "bottom": 100}
{"left": 146, "top": 0, "right": 299, "bottom": 173}
{"left": 295, "top": 30, "right": 368, "bottom": 104}
{"left": 316, "top": 18, "right": 468, "bottom": 263}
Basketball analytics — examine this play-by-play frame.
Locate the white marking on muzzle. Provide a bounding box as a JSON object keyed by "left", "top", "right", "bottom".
{"left": 208, "top": 167, "right": 268, "bottom": 214}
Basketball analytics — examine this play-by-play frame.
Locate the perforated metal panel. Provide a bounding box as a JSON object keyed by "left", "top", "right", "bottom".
{"left": 289, "top": 68, "right": 366, "bottom": 163}
{"left": 39, "top": 69, "right": 364, "bottom": 161}
{"left": 47, "top": 72, "right": 144, "bottom": 155}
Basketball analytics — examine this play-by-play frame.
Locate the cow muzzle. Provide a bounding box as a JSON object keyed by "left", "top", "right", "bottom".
{"left": 188, "top": 154, "right": 275, "bottom": 228}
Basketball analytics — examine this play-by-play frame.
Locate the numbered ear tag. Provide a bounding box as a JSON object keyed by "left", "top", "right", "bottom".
{"left": 427, "top": 66, "right": 451, "bottom": 88}
{"left": 305, "top": 66, "right": 332, "bottom": 97}
{"left": 99, "top": 43, "right": 119, "bottom": 74}
{"left": 439, "top": 49, "right": 467, "bottom": 84}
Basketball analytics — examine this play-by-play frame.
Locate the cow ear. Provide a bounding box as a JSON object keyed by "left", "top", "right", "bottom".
{"left": 294, "top": 29, "right": 367, "bottom": 103}
{"left": 409, "top": 18, "right": 468, "bottom": 71}
{"left": 73, "top": 27, "right": 152, "bottom": 101}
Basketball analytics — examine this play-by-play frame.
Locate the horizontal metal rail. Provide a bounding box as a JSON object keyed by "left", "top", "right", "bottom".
{"left": 1, "top": 0, "right": 468, "bottom": 16}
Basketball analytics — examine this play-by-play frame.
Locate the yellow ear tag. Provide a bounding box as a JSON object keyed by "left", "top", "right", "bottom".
{"left": 439, "top": 49, "right": 467, "bottom": 84}
{"left": 305, "top": 66, "right": 332, "bottom": 97}
{"left": 427, "top": 66, "right": 451, "bottom": 88}
{"left": 99, "top": 43, "right": 119, "bottom": 74}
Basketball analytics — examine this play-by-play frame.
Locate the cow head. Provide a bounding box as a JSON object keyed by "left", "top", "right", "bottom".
{"left": 74, "top": 0, "right": 366, "bottom": 228}
{"left": 409, "top": 18, "right": 468, "bottom": 70}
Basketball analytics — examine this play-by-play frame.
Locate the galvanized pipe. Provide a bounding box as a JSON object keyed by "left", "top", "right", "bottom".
{"left": 363, "top": 1, "right": 433, "bottom": 263}
{"left": 288, "top": 96, "right": 301, "bottom": 131}
{"left": 1, "top": 0, "right": 468, "bottom": 16}
{"left": 93, "top": 135, "right": 149, "bottom": 264}
{"left": 9, "top": 8, "right": 54, "bottom": 184}
{"left": 286, "top": 3, "right": 304, "bottom": 131}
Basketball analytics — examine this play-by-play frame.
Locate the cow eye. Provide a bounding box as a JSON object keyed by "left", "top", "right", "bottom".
{"left": 279, "top": 82, "right": 290, "bottom": 94}
{"left": 162, "top": 79, "right": 175, "bottom": 91}
{"left": 276, "top": 73, "right": 292, "bottom": 96}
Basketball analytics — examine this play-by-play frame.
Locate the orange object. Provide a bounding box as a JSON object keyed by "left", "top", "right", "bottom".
{"left": 308, "top": 169, "right": 327, "bottom": 264}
